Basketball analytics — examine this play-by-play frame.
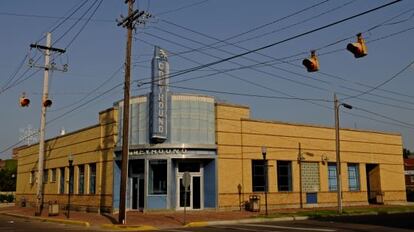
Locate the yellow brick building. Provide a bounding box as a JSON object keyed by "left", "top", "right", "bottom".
{"left": 15, "top": 47, "right": 406, "bottom": 213}
{"left": 216, "top": 102, "right": 406, "bottom": 210}
{"left": 15, "top": 100, "right": 406, "bottom": 213}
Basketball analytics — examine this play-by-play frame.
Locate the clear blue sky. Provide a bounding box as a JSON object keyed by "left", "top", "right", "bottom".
{"left": 1, "top": 0, "right": 414, "bottom": 159}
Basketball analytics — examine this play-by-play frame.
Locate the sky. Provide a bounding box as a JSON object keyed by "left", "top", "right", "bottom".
{"left": 1, "top": 0, "right": 414, "bottom": 159}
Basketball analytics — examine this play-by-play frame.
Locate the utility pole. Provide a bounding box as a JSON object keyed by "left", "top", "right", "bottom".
{"left": 334, "top": 93, "right": 353, "bottom": 214}
{"left": 334, "top": 93, "right": 343, "bottom": 214}
{"left": 30, "top": 32, "right": 66, "bottom": 216}
{"left": 117, "top": 0, "right": 151, "bottom": 224}
{"left": 298, "top": 142, "right": 303, "bottom": 209}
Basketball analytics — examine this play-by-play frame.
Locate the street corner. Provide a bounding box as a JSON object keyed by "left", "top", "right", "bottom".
{"left": 101, "top": 223, "right": 158, "bottom": 231}
{"left": 1, "top": 212, "right": 90, "bottom": 227}
{"left": 38, "top": 217, "right": 90, "bottom": 227}
{"left": 184, "top": 221, "right": 209, "bottom": 228}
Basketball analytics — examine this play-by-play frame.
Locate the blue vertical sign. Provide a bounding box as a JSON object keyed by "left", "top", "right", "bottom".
{"left": 150, "top": 46, "right": 169, "bottom": 142}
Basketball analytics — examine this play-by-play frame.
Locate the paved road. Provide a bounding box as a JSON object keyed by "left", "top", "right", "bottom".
{"left": 159, "top": 213, "right": 414, "bottom": 232}
{"left": 0, "top": 214, "right": 103, "bottom": 232}
{"left": 1, "top": 212, "right": 413, "bottom": 232}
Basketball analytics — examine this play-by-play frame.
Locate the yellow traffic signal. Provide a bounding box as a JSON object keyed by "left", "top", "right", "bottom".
{"left": 347, "top": 33, "right": 367, "bottom": 58}
{"left": 302, "top": 50, "right": 319, "bottom": 72}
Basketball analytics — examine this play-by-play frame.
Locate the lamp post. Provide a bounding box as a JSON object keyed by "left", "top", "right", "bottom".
{"left": 261, "top": 146, "right": 268, "bottom": 216}
{"left": 334, "top": 93, "right": 352, "bottom": 214}
{"left": 67, "top": 154, "right": 73, "bottom": 218}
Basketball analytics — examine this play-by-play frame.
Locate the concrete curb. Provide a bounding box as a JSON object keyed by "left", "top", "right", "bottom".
{"left": 184, "top": 216, "right": 308, "bottom": 227}
{"left": 101, "top": 224, "right": 158, "bottom": 231}
{"left": 0, "top": 212, "right": 90, "bottom": 227}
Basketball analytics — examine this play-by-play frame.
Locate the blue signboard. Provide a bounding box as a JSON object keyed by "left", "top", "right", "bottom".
{"left": 150, "top": 46, "right": 169, "bottom": 142}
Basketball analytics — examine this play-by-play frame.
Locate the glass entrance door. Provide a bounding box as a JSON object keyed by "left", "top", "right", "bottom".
{"left": 131, "top": 176, "right": 144, "bottom": 210}
{"left": 177, "top": 175, "right": 202, "bottom": 210}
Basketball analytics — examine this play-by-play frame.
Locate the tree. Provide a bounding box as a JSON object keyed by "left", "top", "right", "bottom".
{"left": 0, "top": 159, "right": 16, "bottom": 191}
{"left": 403, "top": 148, "right": 411, "bottom": 159}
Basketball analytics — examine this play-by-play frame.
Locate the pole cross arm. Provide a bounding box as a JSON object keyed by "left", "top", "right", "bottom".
{"left": 30, "top": 44, "right": 66, "bottom": 53}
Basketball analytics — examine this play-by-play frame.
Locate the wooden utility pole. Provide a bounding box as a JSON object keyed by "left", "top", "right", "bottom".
{"left": 30, "top": 32, "right": 66, "bottom": 216}
{"left": 117, "top": 0, "right": 151, "bottom": 224}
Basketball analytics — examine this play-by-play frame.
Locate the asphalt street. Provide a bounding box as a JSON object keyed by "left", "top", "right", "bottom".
{"left": 0, "top": 214, "right": 101, "bottom": 232}
{"left": 0, "top": 212, "right": 413, "bottom": 232}
{"left": 159, "top": 213, "right": 414, "bottom": 232}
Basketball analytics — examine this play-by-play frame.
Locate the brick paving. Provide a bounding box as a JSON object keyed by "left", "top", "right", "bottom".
{"left": 0, "top": 204, "right": 412, "bottom": 229}
{"left": 0, "top": 206, "right": 261, "bottom": 228}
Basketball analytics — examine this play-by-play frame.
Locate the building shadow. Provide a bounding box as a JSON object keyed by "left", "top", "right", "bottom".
{"left": 101, "top": 213, "right": 118, "bottom": 224}
{"left": 315, "top": 212, "right": 414, "bottom": 230}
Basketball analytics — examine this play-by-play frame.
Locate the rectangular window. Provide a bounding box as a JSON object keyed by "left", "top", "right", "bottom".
{"left": 51, "top": 169, "right": 56, "bottom": 182}
{"left": 89, "top": 163, "right": 96, "bottom": 194}
{"left": 78, "top": 165, "right": 85, "bottom": 194}
{"left": 348, "top": 164, "right": 360, "bottom": 191}
{"left": 328, "top": 163, "right": 337, "bottom": 191}
{"left": 30, "top": 171, "right": 35, "bottom": 184}
{"left": 277, "top": 161, "right": 292, "bottom": 192}
{"left": 149, "top": 160, "right": 167, "bottom": 195}
{"left": 252, "top": 160, "right": 265, "bottom": 192}
{"left": 59, "top": 167, "right": 65, "bottom": 194}
{"left": 43, "top": 169, "right": 48, "bottom": 183}
{"left": 69, "top": 166, "right": 74, "bottom": 194}
{"left": 411, "top": 176, "right": 414, "bottom": 183}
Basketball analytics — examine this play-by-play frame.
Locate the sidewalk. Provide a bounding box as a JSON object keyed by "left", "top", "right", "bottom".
{"left": 1, "top": 204, "right": 414, "bottom": 230}
{"left": 0, "top": 205, "right": 262, "bottom": 229}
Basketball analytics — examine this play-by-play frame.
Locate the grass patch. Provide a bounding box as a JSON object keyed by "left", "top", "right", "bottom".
{"left": 254, "top": 205, "right": 414, "bottom": 219}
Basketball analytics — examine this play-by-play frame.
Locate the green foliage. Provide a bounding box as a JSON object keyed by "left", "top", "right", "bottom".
{"left": 403, "top": 148, "right": 411, "bottom": 159}
{"left": 0, "top": 168, "right": 16, "bottom": 191}
{"left": 0, "top": 194, "right": 14, "bottom": 203}
{"left": 4, "top": 159, "right": 17, "bottom": 171}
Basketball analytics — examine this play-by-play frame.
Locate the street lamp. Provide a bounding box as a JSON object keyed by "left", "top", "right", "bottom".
{"left": 334, "top": 93, "right": 352, "bottom": 214}
{"left": 67, "top": 154, "right": 73, "bottom": 218}
{"left": 261, "top": 146, "right": 268, "bottom": 216}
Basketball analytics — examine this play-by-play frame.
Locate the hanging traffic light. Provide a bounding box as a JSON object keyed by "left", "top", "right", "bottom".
{"left": 347, "top": 33, "right": 367, "bottom": 58}
{"left": 43, "top": 99, "right": 52, "bottom": 107}
{"left": 19, "top": 93, "right": 30, "bottom": 107}
{"left": 302, "top": 50, "right": 319, "bottom": 72}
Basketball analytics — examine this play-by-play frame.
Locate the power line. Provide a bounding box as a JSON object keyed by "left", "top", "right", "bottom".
{"left": 54, "top": 0, "right": 101, "bottom": 45}
{"left": 342, "top": 58, "right": 414, "bottom": 100}
{"left": 201, "top": 0, "right": 357, "bottom": 51}
{"left": 131, "top": 0, "right": 331, "bottom": 66}
{"left": 352, "top": 106, "right": 414, "bottom": 128}
{"left": 35, "top": 0, "right": 92, "bottom": 44}
{"left": 141, "top": 32, "right": 414, "bottom": 113}
{"left": 169, "top": 85, "right": 331, "bottom": 102}
{"left": 0, "top": 54, "right": 28, "bottom": 91}
{"left": 157, "top": 0, "right": 331, "bottom": 57}
{"left": 49, "top": 64, "right": 123, "bottom": 112}
{"left": 155, "top": 0, "right": 210, "bottom": 16}
{"left": 65, "top": 0, "right": 104, "bottom": 49}
{"left": 142, "top": 0, "right": 402, "bottom": 86}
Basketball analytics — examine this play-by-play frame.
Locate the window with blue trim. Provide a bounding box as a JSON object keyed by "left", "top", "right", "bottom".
{"left": 328, "top": 163, "right": 337, "bottom": 191}
{"left": 348, "top": 164, "right": 360, "bottom": 191}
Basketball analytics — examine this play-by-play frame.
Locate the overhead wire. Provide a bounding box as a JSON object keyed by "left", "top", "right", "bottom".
{"left": 140, "top": 0, "right": 402, "bottom": 86}
{"left": 341, "top": 59, "right": 414, "bottom": 101}
{"left": 53, "top": 0, "right": 101, "bottom": 45}
{"left": 148, "top": 10, "right": 414, "bottom": 111}
{"left": 35, "top": 0, "right": 92, "bottom": 44}
{"left": 155, "top": 0, "right": 210, "bottom": 16}
{"left": 64, "top": 0, "right": 104, "bottom": 49}
{"left": 200, "top": 0, "right": 357, "bottom": 50}
{"left": 49, "top": 64, "right": 123, "bottom": 112}
{"left": 139, "top": 31, "right": 414, "bottom": 113}
{"left": 168, "top": 85, "right": 330, "bottom": 102}
{"left": 132, "top": 0, "right": 331, "bottom": 66}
